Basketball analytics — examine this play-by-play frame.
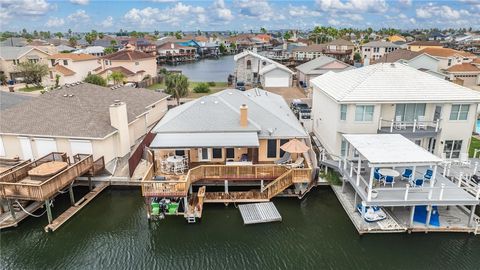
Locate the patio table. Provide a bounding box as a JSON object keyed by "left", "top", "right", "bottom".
{"left": 166, "top": 156, "right": 184, "bottom": 165}
{"left": 378, "top": 168, "right": 400, "bottom": 178}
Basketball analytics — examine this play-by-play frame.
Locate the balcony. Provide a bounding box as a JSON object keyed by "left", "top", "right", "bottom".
{"left": 377, "top": 118, "right": 441, "bottom": 138}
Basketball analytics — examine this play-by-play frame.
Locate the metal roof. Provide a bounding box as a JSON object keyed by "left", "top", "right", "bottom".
{"left": 310, "top": 63, "right": 480, "bottom": 103}
{"left": 343, "top": 134, "right": 443, "bottom": 166}
{"left": 150, "top": 132, "right": 259, "bottom": 148}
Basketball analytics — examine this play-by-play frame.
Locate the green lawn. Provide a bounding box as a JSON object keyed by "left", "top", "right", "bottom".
{"left": 469, "top": 136, "right": 480, "bottom": 157}
{"left": 18, "top": 85, "right": 44, "bottom": 92}
{"left": 147, "top": 81, "right": 229, "bottom": 98}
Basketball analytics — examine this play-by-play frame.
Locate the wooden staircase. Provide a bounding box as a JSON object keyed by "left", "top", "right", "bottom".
{"left": 262, "top": 170, "right": 294, "bottom": 199}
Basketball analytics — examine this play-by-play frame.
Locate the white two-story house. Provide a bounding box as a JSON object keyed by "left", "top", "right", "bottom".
{"left": 361, "top": 41, "right": 400, "bottom": 63}
{"left": 311, "top": 63, "right": 480, "bottom": 159}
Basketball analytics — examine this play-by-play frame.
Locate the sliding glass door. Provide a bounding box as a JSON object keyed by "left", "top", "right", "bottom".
{"left": 395, "top": 103, "right": 426, "bottom": 122}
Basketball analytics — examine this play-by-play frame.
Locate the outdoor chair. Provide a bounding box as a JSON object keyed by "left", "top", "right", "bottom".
{"left": 411, "top": 178, "right": 424, "bottom": 187}
{"left": 459, "top": 153, "right": 471, "bottom": 167}
{"left": 394, "top": 116, "right": 406, "bottom": 130}
{"left": 374, "top": 170, "right": 384, "bottom": 182}
{"left": 240, "top": 154, "right": 249, "bottom": 162}
{"left": 402, "top": 169, "right": 413, "bottom": 181}
{"left": 417, "top": 116, "right": 427, "bottom": 130}
{"left": 275, "top": 152, "right": 292, "bottom": 165}
{"left": 286, "top": 157, "right": 304, "bottom": 169}
{"left": 423, "top": 169, "right": 433, "bottom": 181}
{"left": 382, "top": 175, "right": 395, "bottom": 187}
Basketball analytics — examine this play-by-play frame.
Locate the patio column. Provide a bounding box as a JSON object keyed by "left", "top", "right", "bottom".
{"left": 224, "top": 180, "right": 229, "bottom": 194}
{"left": 428, "top": 165, "right": 437, "bottom": 200}
{"left": 367, "top": 167, "right": 374, "bottom": 201}
{"left": 409, "top": 206, "right": 416, "bottom": 228}
{"left": 468, "top": 205, "right": 477, "bottom": 227}
{"left": 183, "top": 197, "right": 188, "bottom": 213}
{"left": 356, "top": 155, "right": 361, "bottom": 187}
{"left": 361, "top": 202, "right": 366, "bottom": 231}
{"left": 425, "top": 205, "right": 432, "bottom": 231}
{"left": 7, "top": 200, "right": 16, "bottom": 221}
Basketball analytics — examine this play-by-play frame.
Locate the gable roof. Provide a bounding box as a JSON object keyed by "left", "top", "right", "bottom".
{"left": 50, "top": 53, "right": 97, "bottom": 61}
{"left": 296, "top": 56, "right": 352, "bottom": 75}
{"left": 327, "top": 39, "right": 354, "bottom": 46}
{"left": 157, "top": 42, "right": 195, "bottom": 50}
{"left": 446, "top": 63, "right": 480, "bottom": 73}
{"left": 101, "top": 49, "right": 155, "bottom": 61}
{"left": 153, "top": 88, "right": 307, "bottom": 139}
{"left": 0, "top": 46, "right": 48, "bottom": 60}
{"left": 408, "top": 41, "right": 442, "bottom": 47}
{"left": 97, "top": 66, "right": 137, "bottom": 76}
{"left": 373, "top": 49, "right": 422, "bottom": 63}
{"left": 362, "top": 41, "right": 400, "bottom": 48}
{"left": 74, "top": 46, "right": 105, "bottom": 54}
{"left": 234, "top": 50, "right": 293, "bottom": 75}
{"left": 419, "top": 47, "right": 476, "bottom": 58}
{"left": 292, "top": 44, "right": 326, "bottom": 52}
{"left": 310, "top": 63, "right": 480, "bottom": 103}
{"left": 54, "top": 65, "right": 76, "bottom": 76}
{"left": 0, "top": 83, "right": 169, "bottom": 139}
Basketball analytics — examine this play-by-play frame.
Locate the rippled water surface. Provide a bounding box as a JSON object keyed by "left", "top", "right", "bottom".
{"left": 1, "top": 187, "right": 479, "bottom": 270}
{"left": 165, "top": 55, "right": 234, "bottom": 82}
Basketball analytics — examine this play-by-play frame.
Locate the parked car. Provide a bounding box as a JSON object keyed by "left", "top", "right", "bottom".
{"left": 236, "top": 81, "right": 246, "bottom": 91}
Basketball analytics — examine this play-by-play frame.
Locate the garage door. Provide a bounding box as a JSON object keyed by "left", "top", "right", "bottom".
{"left": 35, "top": 138, "right": 57, "bottom": 157}
{"left": 69, "top": 140, "right": 93, "bottom": 155}
{"left": 18, "top": 137, "right": 34, "bottom": 160}
{"left": 264, "top": 76, "right": 289, "bottom": 87}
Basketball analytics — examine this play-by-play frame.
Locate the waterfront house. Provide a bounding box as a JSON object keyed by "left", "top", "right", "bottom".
{"left": 0, "top": 46, "right": 50, "bottom": 83}
{"left": 407, "top": 41, "right": 443, "bottom": 52}
{"left": 361, "top": 41, "right": 400, "bottom": 63}
{"left": 97, "top": 49, "right": 157, "bottom": 84}
{"left": 292, "top": 44, "right": 326, "bottom": 61}
{"left": 234, "top": 50, "right": 293, "bottom": 88}
{"left": 311, "top": 63, "right": 480, "bottom": 159}
{"left": 141, "top": 88, "right": 315, "bottom": 221}
{"left": 322, "top": 39, "right": 355, "bottom": 62}
{"left": 295, "top": 56, "right": 353, "bottom": 88}
{"left": 0, "top": 82, "right": 169, "bottom": 169}
{"left": 157, "top": 42, "right": 196, "bottom": 64}
{"left": 48, "top": 53, "right": 100, "bottom": 85}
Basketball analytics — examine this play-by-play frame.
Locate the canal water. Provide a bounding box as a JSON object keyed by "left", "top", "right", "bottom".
{"left": 165, "top": 55, "right": 235, "bottom": 82}
{"left": 1, "top": 187, "right": 479, "bottom": 270}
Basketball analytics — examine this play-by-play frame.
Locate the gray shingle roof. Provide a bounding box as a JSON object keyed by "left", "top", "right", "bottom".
{"left": 153, "top": 88, "right": 307, "bottom": 139}
{"left": 362, "top": 41, "right": 400, "bottom": 48}
{"left": 0, "top": 83, "right": 169, "bottom": 138}
{"left": 0, "top": 92, "right": 33, "bottom": 111}
{"left": 0, "top": 46, "right": 34, "bottom": 60}
{"left": 296, "top": 56, "right": 353, "bottom": 75}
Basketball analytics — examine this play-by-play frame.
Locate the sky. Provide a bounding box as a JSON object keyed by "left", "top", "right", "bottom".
{"left": 0, "top": 0, "right": 479, "bottom": 32}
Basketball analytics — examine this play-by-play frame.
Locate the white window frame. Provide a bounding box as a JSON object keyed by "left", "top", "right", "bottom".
{"left": 340, "top": 104, "right": 347, "bottom": 121}
{"left": 0, "top": 136, "right": 5, "bottom": 157}
{"left": 449, "top": 104, "right": 470, "bottom": 121}
{"left": 355, "top": 105, "right": 374, "bottom": 122}
{"left": 198, "top": 148, "right": 211, "bottom": 161}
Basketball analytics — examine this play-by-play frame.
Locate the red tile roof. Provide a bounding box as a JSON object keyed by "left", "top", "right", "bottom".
{"left": 101, "top": 49, "right": 155, "bottom": 61}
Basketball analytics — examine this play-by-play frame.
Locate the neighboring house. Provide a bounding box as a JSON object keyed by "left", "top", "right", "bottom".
{"left": 56, "top": 45, "right": 76, "bottom": 52}
{"left": 445, "top": 63, "right": 480, "bottom": 87}
{"left": 97, "top": 49, "right": 157, "bottom": 84}
{"left": 374, "top": 49, "right": 422, "bottom": 63}
{"left": 361, "top": 41, "right": 400, "bottom": 63}
{"left": 0, "top": 83, "right": 169, "bottom": 168}
{"left": 74, "top": 46, "right": 105, "bottom": 57}
{"left": 0, "top": 91, "right": 33, "bottom": 111}
{"left": 292, "top": 44, "right": 326, "bottom": 61}
{"left": 157, "top": 42, "right": 196, "bottom": 63}
{"left": 407, "top": 41, "right": 443, "bottom": 52}
{"left": 373, "top": 49, "right": 445, "bottom": 78}
{"left": 311, "top": 63, "right": 480, "bottom": 158}
{"left": 48, "top": 53, "right": 100, "bottom": 85}
{"left": 418, "top": 47, "right": 477, "bottom": 71}
{"left": 234, "top": 50, "right": 294, "bottom": 88}
{"left": 428, "top": 31, "right": 448, "bottom": 41}
{"left": 0, "top": 37, "right": 28, "bottom": 47}
{"left": 0, "top": 46, "right": 50, "bottom": 82}
{"left": 323, "top": 39, "right": 355, "bottom": 62}
{"left": 265, "top": 42, "right": 305, "bottom": 61}
{"left": 295, "top": 56, "right": 353, "bottom": 88}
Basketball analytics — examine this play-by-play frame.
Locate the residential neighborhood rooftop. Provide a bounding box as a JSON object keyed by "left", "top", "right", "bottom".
{"left": 373, "top": 49, "right": 422, "bottom": 63}
{"left": 0, "top": 91, "right": 34, "bottom": 111}
{"left": 101, "top": 49, "right": 155, "bottom": 61}
{"left": 296, "top": 56, "right": 353, "bottom": 75}
{"left": 446, "top": 63, "right": 480, "bottom": 72}
{"left": 362, "top": 41, "right": 400, "bottom": 48}
{"left": 310, "top": 63, "right": 480, "bottom": 103}
{"left": 50, "top": 53, "right": 97, "bottom": 61}
{"left": 419, "top": 47, "right": 476, "bottom": 58}
{"left": 0, "top": 46, "right": 47, "bottom": 60}
{"left": 0, "top": 83, "right": 169, "bottom": 139}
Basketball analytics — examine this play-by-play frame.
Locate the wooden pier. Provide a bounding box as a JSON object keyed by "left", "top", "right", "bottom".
{"left": 44, "top": 182, "right": 109, "bottom": 232}
{"left": 238, "top": 202, "right": 282, "bottom": 225}
{"left": 0, "top": 201, "right": 44, "bottom": 230}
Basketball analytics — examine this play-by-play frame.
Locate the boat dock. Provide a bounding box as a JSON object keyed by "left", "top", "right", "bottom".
{"left": 238, "top": 202, "right": 282, "bottom": 225}
{"left": 45, "top": 182, "right": 109, "bottom": 232}
{"left": 0, "top": 201, "right": 44, "bottom": 230}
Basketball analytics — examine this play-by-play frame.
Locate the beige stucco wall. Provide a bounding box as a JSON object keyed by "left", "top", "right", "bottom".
{"left": 101, "top": 57, "right": 157, "bottom": 80}
{"left": 0, "top": 48, "right": 50, "bottom": 82}
{"left": 49, "top": 59, "right": 100, "bottom": 85}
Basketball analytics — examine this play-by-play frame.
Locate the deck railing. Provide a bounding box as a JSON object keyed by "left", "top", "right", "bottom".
{"left": 141, "top": 157, "right": 313, "bottom": 197}
{"left": 0, "top": 154, "right": 93, "bottom": 201}
{"left": 378, "top": 118, "right": 440, "bottom": 133}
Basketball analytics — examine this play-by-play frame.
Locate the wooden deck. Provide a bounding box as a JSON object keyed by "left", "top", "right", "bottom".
{"left": 204, "top": 191, "right": 269, "bottom": 203}
{"left": 0, "top": 201, "right": 44, "bottom": 230}
{"left": 238, "top": 202, "right": 282, "bottom": 225}
{"left": 44, "top": 182, "right": 109, "bottom": 232}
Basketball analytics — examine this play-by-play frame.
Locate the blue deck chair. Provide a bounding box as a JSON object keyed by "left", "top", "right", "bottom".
{"left": 402, "top": 169, "right": 413, "bottom": 181}
{"left": 424, "top": 169, "right": 433, "bottom": 181}
{"left": 383, "top": 175, "right": 395, "bottom": 187}
{"left": 374, "top": 170, "right": 383, "bottom": 182}
{"left": 411, "top": 178, "right": 424, "bottom": 187}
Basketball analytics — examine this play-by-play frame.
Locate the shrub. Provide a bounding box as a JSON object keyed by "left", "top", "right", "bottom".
{"left": 207, "top": 81, "right": 216, "bottom": 87}
{"left": 84, "top": 74, "right": 107, "bottom": 86}
{"left": 193, "top": 82, "right": 210, "bottom": 93}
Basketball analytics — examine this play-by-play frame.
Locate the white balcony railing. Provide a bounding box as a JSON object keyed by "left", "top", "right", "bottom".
{"left": 378, "top": 118, "right": 441, "bottom": 133}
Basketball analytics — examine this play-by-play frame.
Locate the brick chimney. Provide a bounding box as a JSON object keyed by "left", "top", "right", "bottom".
{"left": 240, "top": 104, "right": 248, "bottom": 127}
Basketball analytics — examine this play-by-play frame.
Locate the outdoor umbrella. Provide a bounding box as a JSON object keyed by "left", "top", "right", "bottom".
{"left": 280, "top": 139, "right": 309, "bottom": 153}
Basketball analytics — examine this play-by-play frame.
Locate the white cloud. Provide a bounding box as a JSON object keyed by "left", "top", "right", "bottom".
{"left": 123, "top": 3, "right": 206, "bottom": 28}
{"left": 70, "top": 0, "right": 89, "bottom": 5}
{"left": 0, "top": 0, "right": 50, "bottom": 21}
{"left": 328, "top": 19, "right": 340, "bottom": 26}
{"left": 149, "top": 0, "right": 178, "bottom": 2}
{"left": 235, "top": 0, "right": 276, "bottom": 21}
{"left": 416, "top": 5, "right": 470, "bottom": 20}
{"left": 398, "top": 0, "right": 412, "bottom": 6}
{"left": 68, "top": 9, "right": 90, "bottom": 22}
{"left": 316, "top": 0, "right": 388, "bottom": 13}
{"left": 45, "top": 17, "right": 65, "bottom": 27}
{"left": 214, "top": 0, "right": 234, "bottom": 21}
{"left": 288, "top": 5, "right": 321, "bottom": 16}
{"left": 100, "top": 16, "right": 114, "bottom": 28}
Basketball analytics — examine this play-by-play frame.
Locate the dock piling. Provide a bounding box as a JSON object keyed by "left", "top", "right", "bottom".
{"left": 45, "top": 200, "right": 53, "bottom": 224}
{"left": 69, "top": 185, "right": 75, "bottom": 205}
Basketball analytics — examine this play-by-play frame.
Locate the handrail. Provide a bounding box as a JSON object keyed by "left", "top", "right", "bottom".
{"left": 377, "top": 118, "right": 441, "bottom": 133}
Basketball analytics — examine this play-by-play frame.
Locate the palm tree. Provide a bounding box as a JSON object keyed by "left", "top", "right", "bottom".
{"left": 165, "top": 73, "right": 189, "bottom": 105}
{"left": 108, "top": 71, "right": 125, "bottom": 85}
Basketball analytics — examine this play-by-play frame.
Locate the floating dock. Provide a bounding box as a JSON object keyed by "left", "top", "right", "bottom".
{"left": 45, "top": 182, "right": 109, "bottom": 232}
{"left": 238, "top": 202, "right": 282, "bottom": 225}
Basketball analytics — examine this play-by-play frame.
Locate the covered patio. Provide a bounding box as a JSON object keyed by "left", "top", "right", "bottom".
{"left": 336, "top": 134, "right": 480, "bottom": 233}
